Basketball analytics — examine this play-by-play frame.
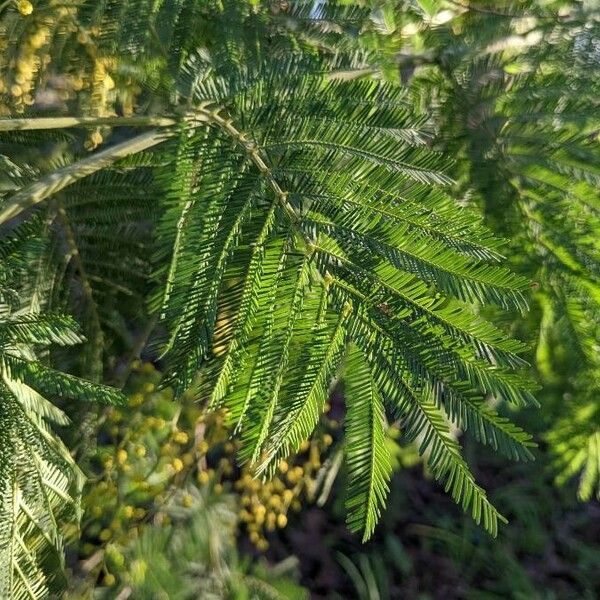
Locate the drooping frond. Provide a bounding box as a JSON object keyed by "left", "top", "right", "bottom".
{"left": 141, "top": 59, "right": 533, "bottom": 539}
{"left": 0, "top": 312, "right": 123, "bottom": 597}
{"left": 339, "top": 295, "right": 532, "bottom": 537}
{"left": 344, "top": 345, "right": 393, "bottom": 541}
{"left": 0, "top": 316, "right": 124, "bottom": 597}
{"left": 0, "top": 381, "right": 82, "bottom": 600}
{"left": 258, "top": 287, "right": 347, "bottom": 474}
{"left": 0, "top": 230, "right": 125, "bottom": 597}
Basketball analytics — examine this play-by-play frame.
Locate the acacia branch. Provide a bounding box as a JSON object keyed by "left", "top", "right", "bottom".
{"left": 0, "top": 115, "right": 177, "bottom": 131}
{"left": 0, "top": 129, "right": 172, "bottom": 225}
{"left": 54, "top": 201, "right": 104, "bottom": 380}
{"left": 0, "top": 105, "right": 305, "bottom": 232}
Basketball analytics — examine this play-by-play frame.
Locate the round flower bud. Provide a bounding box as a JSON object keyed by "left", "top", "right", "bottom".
{"left": 17, "top": 1, "right": 34, "bottom": 16}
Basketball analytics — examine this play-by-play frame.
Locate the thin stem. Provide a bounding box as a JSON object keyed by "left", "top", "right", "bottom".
{"left": 0, "top": 105, "right": 306, "bottom": 242}
{"left": 112, "top": 315, "right": 159, "bottom": 388}
{"left": 200, "top": 106, "right": 310, "bottom": 246}
{"left": 0, "top": 129, "right": 172, "bottom": 225}
{"left": 0, "top": 115, "right": 177, "bottom": 131}
{"left": 54, "top": 201, "right": 104, "bottom": 380}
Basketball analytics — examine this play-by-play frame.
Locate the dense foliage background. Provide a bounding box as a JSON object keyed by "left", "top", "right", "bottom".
{"left": 0, "top": 0, "right": 599, "bottom": 598}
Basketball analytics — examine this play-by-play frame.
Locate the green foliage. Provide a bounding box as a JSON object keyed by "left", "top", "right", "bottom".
{"left": 0, "top": 228, "right": 124, "bottom": 598}
{"left": 344, "top": 345, "right": 393, "bottom": 541}
{"left": 326, "top": 446, "right": 600, "bottom": 599}
{"left": 0, "top": 0, "right": 598, "bottom": 596}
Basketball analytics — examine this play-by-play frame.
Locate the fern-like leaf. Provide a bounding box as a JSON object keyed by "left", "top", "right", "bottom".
{"left": 344, "top": 345, "right": 393, "bottom": 541}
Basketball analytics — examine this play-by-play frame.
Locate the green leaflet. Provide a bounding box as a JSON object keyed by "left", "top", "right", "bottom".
{"left": 0, "top": 243, "right": 124, "bottom": 597}
{"left": 258, "top": 287, "right": 347, "bottom": 475}
{"left": 0, "top": 383, "right": 83, "bottom": 600}
{"left": 344, "top": 346, "right": 393, "bottom": 541}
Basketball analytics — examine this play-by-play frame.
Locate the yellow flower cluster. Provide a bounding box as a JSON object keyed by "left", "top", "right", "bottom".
{"left": 235, "top": 433, "right": 334, "bottom": 551}
{"left": 81, "top": 365, "right": 180, "bottom": 562}
{"left": 1, "top": 2, "right": 85, "bottom": 114}
{"left": 1, "top": 1, "right": 143, "bottom": 135}
{"left": 73, "top": 361, "right": 336, "bottom": 591}
{"left": 6, "top": 21, "right": 50, "bottom": 112}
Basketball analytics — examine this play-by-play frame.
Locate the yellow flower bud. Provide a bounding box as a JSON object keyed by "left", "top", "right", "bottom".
{"left": 129, "top": 393, "right": 144, "bottom": 407}
{"left": 134, "top": 507, "right": 146, "bottom": 519}
{"left": 17, "top": 1, "right": 34, "bottom": 16}
{"left": 30, "top": 30, "right": 48, "bottom": 49}
{"left": 160, "top": 442, "right": 173, "bottom": 456}
{"left": 99, "top": 528, "right": 112, "bottom": 541}
{"left": 276, "top": 513, "right": 288, "bottom": 528}
{"left": 239, "top": 509, "right": 251, "bottom": 521}
{"left": 116, "top": 449, "right": 128, "bottom": 465}
{"left": 173, "top": 431, "right": 188, "bottom": 444}
{"left": 107, "top": 545, "right": 125, "bottom": 568}
{"left": 90, "top": 130, "right": 103, "bottom": 146}
{"left": 182, "top": 493, "right": 194, "bottom": 507}
{"left": 171, "top": 458, "right": 184, "bottom": 473}
{"left": 103, "top": 573, "right": 116, "bottom": 586}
